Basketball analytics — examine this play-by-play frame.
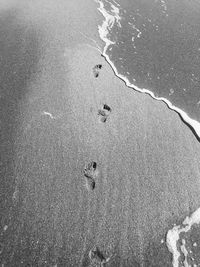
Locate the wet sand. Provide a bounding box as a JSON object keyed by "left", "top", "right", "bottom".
{"left": 1, "top": 1, "right": 200, "bottom": 266}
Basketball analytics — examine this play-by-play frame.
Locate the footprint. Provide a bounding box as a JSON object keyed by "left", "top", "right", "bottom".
{"left": 89, "top": 246, "right": 106, "bottom": 262}
{"left": 98, "top": 104, "right": 112, "bottom": 123}
{"left": 93, "top": 64, "right": 102, "bottom": 78}
{"left": 89, "top": 246, "right": 112, "bottom": 266}
{"left": 85, "top": 177, "right": 95, "bottom": 191}
{"left": 84, "top": 161, "right": 97, "bottom": 191}
{"left": 84, "top": 161, "right": 97, "bottom": 179}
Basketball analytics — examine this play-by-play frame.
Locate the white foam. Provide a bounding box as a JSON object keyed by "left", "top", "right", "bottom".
{"left": 180, "top": 239, "right": 190, "bottom": 267}
{"left": 166, "top": 226, "right": 181, "bottom": 267}
{"left": 166, "top": 207, "right": 200, "bottom": 266}
{"left": 110, "top": 2, "right": 121, "bottom": 27}
{"left": 95, "top": 0, "right": 200, "bottom": 139}
{"left": 96, "top": 0, "right": 115, "bottom": 46}
{"left": 42, "top": 111, "right": 54, "bottom": 119}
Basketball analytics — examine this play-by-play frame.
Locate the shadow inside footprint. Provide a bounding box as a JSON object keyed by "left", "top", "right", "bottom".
{"left": 103, "top": 104, "right": 111, "bottom": 112}
{"left": 89, "top": 246, "right": 106, "bottom": 263}
{"left": 93, "top": 64, "right": 102, "bottom": 78}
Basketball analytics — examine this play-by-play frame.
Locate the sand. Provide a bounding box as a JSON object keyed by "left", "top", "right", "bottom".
{"left": 1, "top": 1, "right": 200, "bottom": 266}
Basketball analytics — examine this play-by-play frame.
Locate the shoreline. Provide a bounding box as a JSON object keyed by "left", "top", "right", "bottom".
{"left": 95, "top": 0, "right": 200, "bottom": 141}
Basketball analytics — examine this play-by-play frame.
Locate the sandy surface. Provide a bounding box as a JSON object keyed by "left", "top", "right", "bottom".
{"left": 1, "top": 1, "right": 200, "bottom": 266}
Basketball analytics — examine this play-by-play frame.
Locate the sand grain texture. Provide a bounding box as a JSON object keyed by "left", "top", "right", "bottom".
{"left": 1, "top": 1, "right": 200, "bottom": 267}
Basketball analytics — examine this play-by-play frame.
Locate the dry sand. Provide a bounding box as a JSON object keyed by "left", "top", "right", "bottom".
{"left": 1, "top": 0, "right": 200, "bottom": 266}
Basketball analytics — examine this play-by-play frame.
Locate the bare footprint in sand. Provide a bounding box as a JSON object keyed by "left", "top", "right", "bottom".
{"left": 84, "top": 161, "right": 98, "bottom": 191}
{"left": 98, "top": 104, "right": 112, "bottom": 123}
{"left": 89, "top": 246, "right": 112, "bottom": 266}
{"left": 93, "top": 64, "right": 102, "bottom": 78}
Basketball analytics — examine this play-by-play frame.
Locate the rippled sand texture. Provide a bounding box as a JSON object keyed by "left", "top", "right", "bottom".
{"left": 1, "top": 0, "right": 200, "bottom": 266}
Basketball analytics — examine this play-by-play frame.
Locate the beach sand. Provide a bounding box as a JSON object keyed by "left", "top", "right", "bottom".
{"left": 1, "top": 1, "right": 200, "bottom": 266}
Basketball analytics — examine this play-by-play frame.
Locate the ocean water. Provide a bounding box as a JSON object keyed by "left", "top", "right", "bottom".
{"left": 95, "top": 0, "right": 200, "bottom": 139}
